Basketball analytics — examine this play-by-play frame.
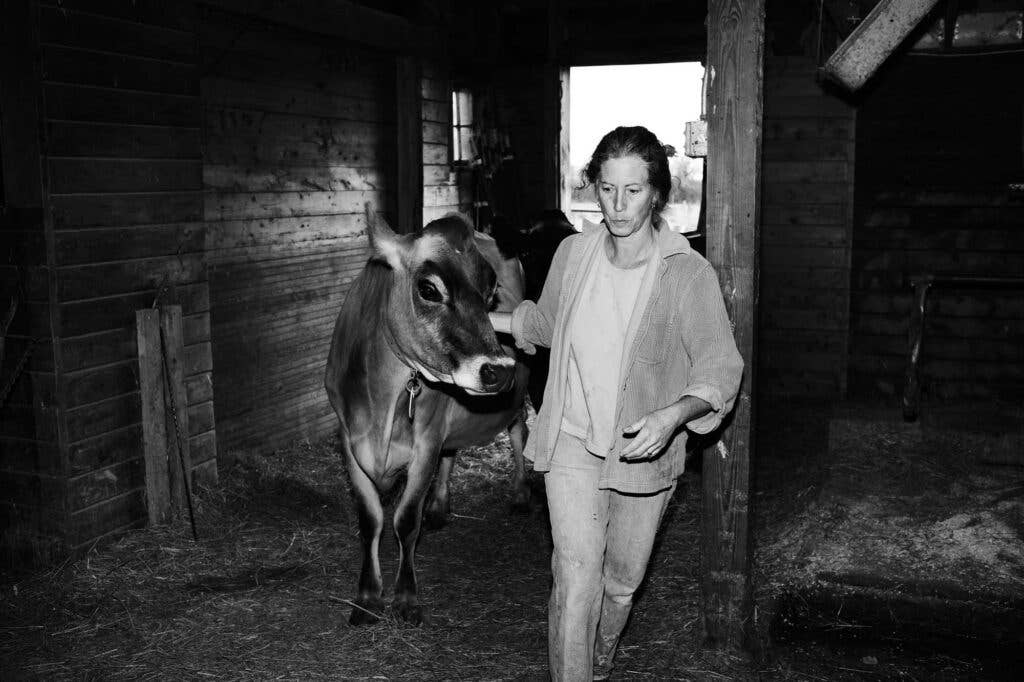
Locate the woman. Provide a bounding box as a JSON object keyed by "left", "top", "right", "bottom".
{"left": 491, "top": 126, "right": 743, "bottom": 681}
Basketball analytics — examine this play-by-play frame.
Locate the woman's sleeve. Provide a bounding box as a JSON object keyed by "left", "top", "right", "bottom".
{"left": 509, "top": 236, "right": 574, "bottom": 354}
{"left": 677, "top": 263, "right": 745, "bottom": 434}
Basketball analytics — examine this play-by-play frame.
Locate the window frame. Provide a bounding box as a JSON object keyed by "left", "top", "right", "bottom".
{"left": 450, "top": 85, "right": 474, "bottom": 167}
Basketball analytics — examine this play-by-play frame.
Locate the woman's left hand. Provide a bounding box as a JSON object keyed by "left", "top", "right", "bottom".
{"left": 619, "top": 405, "right": 684, "bottom": 461}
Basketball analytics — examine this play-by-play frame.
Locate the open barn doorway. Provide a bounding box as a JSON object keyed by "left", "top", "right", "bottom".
{"left": 565, "top": 62, "right": 705, "bottom": 236}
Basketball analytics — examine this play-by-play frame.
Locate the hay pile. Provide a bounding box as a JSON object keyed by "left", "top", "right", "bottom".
{"left": 1, "top": 405, "right": 1012, "bottom": 680}
{"left": 758, "top": 417, "right": 1024, "bottom": 597}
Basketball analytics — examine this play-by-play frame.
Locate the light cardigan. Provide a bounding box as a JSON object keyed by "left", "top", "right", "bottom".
{"left": 510, "top": 219, "right": 744, "bottom": 493}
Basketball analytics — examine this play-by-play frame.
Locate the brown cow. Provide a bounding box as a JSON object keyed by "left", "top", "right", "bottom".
{"left": 325, "top": 205, "right": 527, "bottom": 625}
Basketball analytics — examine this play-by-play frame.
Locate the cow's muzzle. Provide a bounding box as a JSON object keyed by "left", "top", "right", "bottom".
{"left": 479, "top": 361, "right": 515, "bottom": 393}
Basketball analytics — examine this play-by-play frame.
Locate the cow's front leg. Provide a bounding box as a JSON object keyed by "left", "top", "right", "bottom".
{"left": 392, "top": 441, "right": 442, "bottom": 625}
{"left": 508, "top": 408, "right": 531, "bottom": 514}
{"left": 423, "top": 449, "right": 455, "bottom": 530}
{"left": 344, "top": 444, "right": 386, "bottom": 625}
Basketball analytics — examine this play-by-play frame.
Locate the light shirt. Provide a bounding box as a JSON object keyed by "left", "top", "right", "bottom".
{"left": 561, "top": 249, "right": 648, "bottom": 457}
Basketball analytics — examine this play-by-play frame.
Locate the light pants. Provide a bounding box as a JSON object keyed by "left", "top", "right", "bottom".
{"left": 545, "top": 431, "right": 675, "bottom": 682}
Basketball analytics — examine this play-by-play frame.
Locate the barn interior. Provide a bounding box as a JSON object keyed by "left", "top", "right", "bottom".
{"left": 1, "top": 0, "right": 1023, "bottom": 678}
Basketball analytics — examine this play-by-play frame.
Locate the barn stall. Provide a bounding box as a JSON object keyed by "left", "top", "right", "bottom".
{"left": 1, "top": 0, "right": 1022, "bottom": 679}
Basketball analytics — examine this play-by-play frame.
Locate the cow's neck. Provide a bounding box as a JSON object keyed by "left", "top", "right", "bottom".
{"left": 380, "top": 323, "right": 417, "bottom": 374}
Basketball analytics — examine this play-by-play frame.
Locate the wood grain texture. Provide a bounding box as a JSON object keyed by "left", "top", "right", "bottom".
{"left": 759, "top": 55, "right": 855, "bottom": 400}
{"left": 136, "top": 310, "right": 170, "bottom": 525}
{"left": 200, "top": 13, "right": 429, "bottom": 459}
{"left": 701, "top": 0, "right": 763, "bottom": 650}
{"left": 158, "top": 306, "right": 193, "bottom": 517}
{"left": 13, "top": 0, "right": 213, "bottom": 555}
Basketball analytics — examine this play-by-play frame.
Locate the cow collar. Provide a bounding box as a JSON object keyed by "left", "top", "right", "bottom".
{"left": 404, "top": 370, "right": 421, "bottom": 420}
{"left": 382, "top": 329, "right": 427, "bottom": 421}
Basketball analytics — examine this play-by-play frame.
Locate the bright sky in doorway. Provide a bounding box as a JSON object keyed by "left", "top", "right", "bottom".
{"left": 569, "top": 62, "right": 705, "bottom": 167}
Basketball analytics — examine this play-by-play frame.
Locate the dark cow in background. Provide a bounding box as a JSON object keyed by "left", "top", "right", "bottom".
{"left": 426, "top": 229, "right": 532, "bottom": 523}
{"left": 424, "top": 211, "right": 576, "bottom": 525}
{"left": 325, "top": 206, "right": 528, "bottom": 625}
{"left": 489, "top": 210, "right": 577, "bottom": 411}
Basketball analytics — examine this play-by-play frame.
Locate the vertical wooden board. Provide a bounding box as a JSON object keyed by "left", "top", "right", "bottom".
{"left": 158, "top": 305, "right": 192, "bottom": 515}
{"left": 136, "top": 309, "right": 169, "bottom": 525}
{"left": 702, "top": 0, "right": 764, "bottom": 650}
{"left": 397, "top": 55, "right": 424, "bottom": 233}
{"left": 543, "top": 0, "right": 565, "bottom": 213}
{"left": 0, "top": 0, "right": 44, "bottom": 207}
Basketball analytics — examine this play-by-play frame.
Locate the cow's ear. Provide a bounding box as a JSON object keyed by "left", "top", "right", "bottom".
{"left": 365, "top": 203, "right": 404, "bottom": 270}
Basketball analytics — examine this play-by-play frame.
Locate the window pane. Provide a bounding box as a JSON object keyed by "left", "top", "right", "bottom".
{"left": 456, "top": 90, "right": 473, "bottom": 126}
{"left": 457, "top": 127, "right": 474, "bottom": 163}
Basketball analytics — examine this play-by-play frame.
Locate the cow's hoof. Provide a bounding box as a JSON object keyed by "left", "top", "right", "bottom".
{"left": 392, "top": 598, "right": 427, "bottom": 626}
{"left": 423, "top": 503, "right": 450, "bottom": 531}
{"left": 509, "top": 487, "right": 532, "bottom": 516}
{"left": 348, "top": 598, "right": 385, "bottom": 626}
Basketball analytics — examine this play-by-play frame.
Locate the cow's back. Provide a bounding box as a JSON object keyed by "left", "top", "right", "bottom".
{"left": 474, "top": 231, "right": 525, "bottom": 313}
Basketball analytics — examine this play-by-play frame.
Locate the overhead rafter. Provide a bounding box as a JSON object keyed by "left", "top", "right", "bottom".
{"left": 199, "top": 0, "right": 439, "bottom": 53}
{"left": 822, "top": 0, "right": 942, "bottom": 91}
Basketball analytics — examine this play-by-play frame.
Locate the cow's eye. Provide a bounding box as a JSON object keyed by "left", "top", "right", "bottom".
{"left": 417, "top": 279, "right": 443, "bottom": 302}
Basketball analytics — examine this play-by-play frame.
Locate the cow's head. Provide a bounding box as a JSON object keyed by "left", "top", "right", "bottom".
{"left": 366, "top": 205, "right": 515, "bottom": 395}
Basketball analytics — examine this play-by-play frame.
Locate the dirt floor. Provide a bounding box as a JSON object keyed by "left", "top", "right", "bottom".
{"left": 1, "top": 399, "right": 1022, "bottom": 680}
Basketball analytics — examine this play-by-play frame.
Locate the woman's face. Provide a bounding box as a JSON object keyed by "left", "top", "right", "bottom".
{"left": 596, "top": 155, "right": 658, "bottom": 239}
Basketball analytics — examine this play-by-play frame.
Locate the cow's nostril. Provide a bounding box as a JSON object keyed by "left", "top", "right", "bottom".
{"left": 480, "top": 362, "right": 512, "bottom": 389}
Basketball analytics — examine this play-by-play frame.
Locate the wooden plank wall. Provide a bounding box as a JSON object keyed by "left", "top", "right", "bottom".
{"left": 0, "top": 0, "right": 62, "bottom": 564}
{"left": 759, "top": 56, "right": 856, "bottom": 399}
{"left": 487, "top": 66, "right": 549, "bottom": 222}
{"left": 33, "top": 0, "right": 215, "bottom": 552}
{"left": 200, "top": 9, "right": 417, "bottom": 455}
{"left": 849, "top": 53, "right": 1024, "bottom": 404}
{"left": 422, "top": 61, "right": 471, "bottom": 223}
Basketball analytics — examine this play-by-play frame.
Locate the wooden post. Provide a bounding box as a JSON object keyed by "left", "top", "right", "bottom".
{"left": 702, "top": 0, "right": 764, "bottom": 650}
{"left": 396, "top": 55, "right": 423, "bottom": 233}
{"left": 557, "top": 67, "right": 572, "bottom": 213}
{"left": 543, "top": 0, "right": 566, "bottom": 210}
{"left": 159, "top": 305, "right": 192, "bottom": 516}
{"left": 136, "top": 309, "right": 171, "bottom": 524}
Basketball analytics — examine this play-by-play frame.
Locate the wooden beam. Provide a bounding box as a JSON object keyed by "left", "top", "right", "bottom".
{"left": 198, "top": 0, "right": 438, "bottom": 53}
{"left": 543, "top": 0, "right": 567, "bottom": 211}
{"left": 702, "top": 0, "right": 764, "bottom": 651}
{"left": 395, "top": 55, "right": 423, "bottom": 233}
{"left": 137, "top": 309, "right": 171, "bottom": 525}
{"left": 159, "top": 306, "right": 192, "bottom": 517}
{"left": 557, "top": 67, "right": 572, "bottom": 213}
{"left": 823, "top": 0, "right": 942, "bottom": 91}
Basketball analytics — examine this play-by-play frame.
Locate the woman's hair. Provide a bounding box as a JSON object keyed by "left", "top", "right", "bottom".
{"left": 582, "top": 126, "right": 672, "bottom": 215}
